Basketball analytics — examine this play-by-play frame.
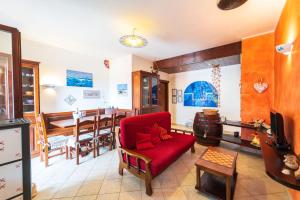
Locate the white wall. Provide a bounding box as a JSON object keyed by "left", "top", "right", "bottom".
{"left": 22, "top": 39, "right": 109, "bottom": 113}
{"left": 169, "top": 64, "right": 241, "bottom": 130}
{"left": 108, "top": 54, "right": 133, "bottom": 109}
{"left": 108, "top": 54, "right": 170, "bottom": 109}
{"left": 132, "top": 55, "right": 169, "bottom": 81}
{"left": 21, "top": 41, "right": 166, "bottom": 112}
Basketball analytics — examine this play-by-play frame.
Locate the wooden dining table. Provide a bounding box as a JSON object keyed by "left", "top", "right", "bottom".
{"left": 50, "top": 114, "right": 111, "bottom": 128}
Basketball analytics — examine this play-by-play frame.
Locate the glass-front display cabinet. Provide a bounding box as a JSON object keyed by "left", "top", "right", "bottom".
{"left": 151, "top": 76, "right": 158, "bottom": 105}
{"left": 0, "top": 24, "right": 22, "bottom": 119}
{"left": 22, "top": 60, "right": 40, "bottom": 156}
{"left": 132, "top": 70, "right": 160, "bottom": 114}
{"left": 0, "top": 51, "right": 13, "bottom": 120}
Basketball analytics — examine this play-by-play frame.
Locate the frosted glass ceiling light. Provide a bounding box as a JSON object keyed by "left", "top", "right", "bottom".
{"left": 120, "top": 28, "right": 148, "bottom": 48}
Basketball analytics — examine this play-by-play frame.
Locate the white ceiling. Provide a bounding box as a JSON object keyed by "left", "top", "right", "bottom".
{"left": 0, "top": 0, "right": 286, "bottom": 60}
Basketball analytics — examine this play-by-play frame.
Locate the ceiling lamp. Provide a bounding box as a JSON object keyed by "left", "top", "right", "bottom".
{"left": 120, "top": 28, "right": 148, "bottom": 48}
{"left": 217, "top": 0, "right": 248, "bottom": 10}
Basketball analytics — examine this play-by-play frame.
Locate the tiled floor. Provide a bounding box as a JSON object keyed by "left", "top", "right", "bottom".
{"left": 32, "top": 143, "right": 291, "bottom": 200}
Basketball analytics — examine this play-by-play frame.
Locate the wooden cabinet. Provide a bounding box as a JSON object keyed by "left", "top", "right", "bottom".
{"left": 21, "top": 60, "right": 40, "bottom": 157}
{"left": 0, "top": 119, "right": 31, "bottom": 200}
{"left": 0, "top": 24, "right": 22, "bottom": 120}
{"left": 132, "top": 70, "right": 160, "bottom": 114}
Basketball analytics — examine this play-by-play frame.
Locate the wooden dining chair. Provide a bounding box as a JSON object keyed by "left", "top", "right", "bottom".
{"left": 68, "top": 116, "right": 97, "bottom": 165}
{"left": 113, "top": 111, "right": 129, "bottom": 149}
{"left": 36, "top": 113, "right": 69, "bottom": 167}
{"left": 96, "top": 114, "right": 114, "bottom": 155}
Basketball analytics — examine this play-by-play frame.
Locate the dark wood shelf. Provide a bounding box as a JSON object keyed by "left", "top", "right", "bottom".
{"left": 207, "top": 133, "right": 261, "bottom": 150}
{"left": 258, "top": 132, "right": 300, "bottom": 190}
{"left": 197, "top": 172, "right": 237, "bottom": 200}
{"left": 221, "top": 120, "right": 256, "bottom": 129}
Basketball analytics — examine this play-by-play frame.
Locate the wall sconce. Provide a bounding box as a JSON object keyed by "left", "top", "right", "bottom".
{"left": 41, "top": 84, "right": 57, "bottom": 89}
{"left": 276, "top": 42, "right": 293, "bottom": 55}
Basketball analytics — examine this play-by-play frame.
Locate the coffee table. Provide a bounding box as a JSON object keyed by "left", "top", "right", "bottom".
{"left": 195, "top": 147, "right": 238, "bottom": 200}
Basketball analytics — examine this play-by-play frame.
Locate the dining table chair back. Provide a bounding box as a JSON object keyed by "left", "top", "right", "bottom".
{"left": 96, "top": 114, "right": 114, "bottom": 155}
{"left": 36, "top": 112, "right": 69, "bottom": 167}
{"left": 69, "top": 116, "right": 97, "bottom": 165}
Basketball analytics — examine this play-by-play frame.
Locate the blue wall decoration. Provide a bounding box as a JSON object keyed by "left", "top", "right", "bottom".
{"left": 117, "top": 84, "right": 128, "bottom": 96}
{"left": 184, "top": 81, "right": 218, "bottom": 107}
{"left": 66, "top": 70, "right": 93, "bottom": 88}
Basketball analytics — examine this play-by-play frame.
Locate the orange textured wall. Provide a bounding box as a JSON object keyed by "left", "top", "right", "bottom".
{"left": 274, "top": 0, "right": 300, "bottom": 153}
{"left": 274, "top": 0, "right": 300, "bottom": 198}
{"left": 241, "top": 33, "right": 274, "bottom": 124}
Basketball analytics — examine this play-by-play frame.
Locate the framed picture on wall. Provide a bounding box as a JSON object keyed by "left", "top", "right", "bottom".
{"left": 66, "top": 69, "right": 93, "bottom": 88}
{"left": 172, "top": 96, "right": 177, "bottom": 104}
{"left": 83, "top": 90, "right": 100, "bottom": 99}
{"left": 117, "top": 84, "right": 128, "bottom": 96}
{"left": 172, "top": 89, "right": 177, "bottom": 96}
{"left": 178, "top": 90, "right": 182, "bottom": 96}
{"left": 178, "top": 96, "right": 182, "bottom": 103}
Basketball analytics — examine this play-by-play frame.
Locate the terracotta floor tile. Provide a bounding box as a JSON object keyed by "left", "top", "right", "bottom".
{"left": 121, "top": 177, "right": 142, "bottom": 192}
{"left": 119, "top": 191, "right": 142, "bottom": 200}
{"left": 141, "top": 189, "right": 165, "bottom": 200}
{"left": 99, "top": 178, "right": 122, "bottom": 194}
{"left": 162, "top": 187, "right": 187, "bottom": 200}
{"left": 31, "top": 144, "right": 290, "bottom": 200}
{"left": 73, "top": 195, "right": 98, "bottom": 200}
{"left": 76, "top": 180, "right": 102, "bottom": 196}
{"left": 97, "top": 193, "right": 120, "bottom": 200}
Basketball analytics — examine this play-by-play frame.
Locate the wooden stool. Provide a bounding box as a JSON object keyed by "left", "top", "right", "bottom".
{"left": 195, "top": 147, "right": 238, "bottom": 200}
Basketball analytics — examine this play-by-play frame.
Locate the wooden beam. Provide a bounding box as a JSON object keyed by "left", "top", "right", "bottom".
{"left": 154, "top": 41, "right": 241, "bottom": 74}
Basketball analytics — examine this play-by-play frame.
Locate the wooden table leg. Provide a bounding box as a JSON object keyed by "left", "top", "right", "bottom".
{"left": 195, "top": 166, "right": 201, "bottom": 190}
{"left": 226, "top": 176, "right": 231, "bottom": 200}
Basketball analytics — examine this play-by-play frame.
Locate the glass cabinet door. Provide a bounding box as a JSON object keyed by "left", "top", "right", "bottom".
{"left": 22, "top": 67, "right": 35, "bottom": 113}
{"left": 151, "top": 76, "right": 158, "bottom": 105}
{"left": 142, "top": 76, "right": 150, "bottom": 107}
{"left": 0, "top": 30, "right": 14, "bottom": 120}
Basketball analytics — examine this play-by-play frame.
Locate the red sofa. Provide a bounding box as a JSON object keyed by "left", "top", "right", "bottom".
{"left": 118, "top": 112, "right": 195, "bottom": 196}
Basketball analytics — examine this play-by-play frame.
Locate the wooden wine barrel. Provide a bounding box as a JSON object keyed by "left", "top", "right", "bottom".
{"left": 193, "top": 112, "right": 223, "bottom": 146}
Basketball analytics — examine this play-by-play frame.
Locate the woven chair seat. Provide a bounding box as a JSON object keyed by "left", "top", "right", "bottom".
{"left": 67, "top": 133, "right": 94, "bottom": 148}
{"left": 47, "top": 135, "right": 68, "bottom": 151}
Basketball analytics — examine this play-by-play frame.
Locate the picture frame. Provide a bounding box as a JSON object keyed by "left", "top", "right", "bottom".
{"left": 83, "top": 90, "right": 100, "bottom": 99}
{"left": 178, "top": 89, "right": 182, "bottom": 96}
{"left": 117, "top": 83, "right": 128, "bottom": 96}
{"left": 178, "top": 96, "right": 182, "bottom": 103}
{"left": 172, "top": 96, "right": 177, "bottom": 104}
{"left": 66, "top": 69, "right": 93, "bottom": 88}
{"left": 172, "top": 89, "right": 177, "bottom": 96}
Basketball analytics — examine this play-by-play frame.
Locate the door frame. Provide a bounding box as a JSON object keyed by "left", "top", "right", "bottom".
{"left": 159, "top": 80, "right": 169, "bottom": 112}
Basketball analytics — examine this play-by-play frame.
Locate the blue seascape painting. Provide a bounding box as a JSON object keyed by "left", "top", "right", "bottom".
{"left": 184, "top": 81, "right": 218, "bottom": 107}
{"left": 117, "top": 84, "right": 128, "bottom": 96}
{"left": 66, "top": 70, "right": 93, "bottom": 88}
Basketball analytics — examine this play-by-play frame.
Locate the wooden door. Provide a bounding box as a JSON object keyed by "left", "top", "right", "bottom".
{"left": 159, "top": 80, "right": 169, "bottom": 112}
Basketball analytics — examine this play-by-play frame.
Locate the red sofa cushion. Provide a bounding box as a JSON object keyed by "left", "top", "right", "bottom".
{"left": 146, "top": 123, "right": 162, "bottom": 145}
{"left": 123, "top": 133, "right": 195, "bottom": 177}
{"left": 136, "top": 132, "right": 155, "bottom": 150}
{"left": 159, "top": 126, "right": 173, "bottom": 140}
{"left": 120, "top": 112, "right": 171, "bottom": 149}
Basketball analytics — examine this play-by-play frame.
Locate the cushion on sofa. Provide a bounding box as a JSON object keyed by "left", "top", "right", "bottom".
{"left": 159, "top": 126, "right": 173, "bottom": 140}
{"left": 123, "top": 133, "right": 195, "bottom": 177}
{"left": 146, "top": 123, "right": 162, "bottom": 145}
{"left": 120, "top": 112, "right": 171, "bottom": 149}
{"left": 136, "top": 132, "right": 155, "bottom": 150}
